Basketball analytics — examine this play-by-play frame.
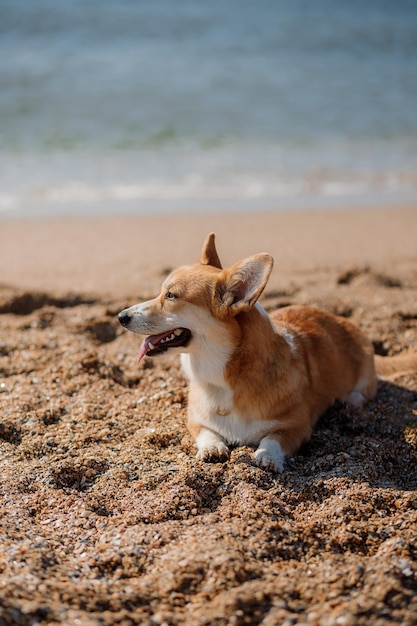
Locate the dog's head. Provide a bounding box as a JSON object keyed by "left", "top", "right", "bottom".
{"left": 118, "top": 233, "right": 273, "bottom": 363}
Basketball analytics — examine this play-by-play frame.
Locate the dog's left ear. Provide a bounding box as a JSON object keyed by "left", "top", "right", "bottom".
{"left": 200, "top": 232, "right": 222, "bottom": 269}
{"left": 219, "top": 253, "right": 274, "bottom": 315}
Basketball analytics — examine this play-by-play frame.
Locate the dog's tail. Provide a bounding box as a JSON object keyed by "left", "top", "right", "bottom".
{"left": 375, "top": 352, "right": 417, "bottom": 380}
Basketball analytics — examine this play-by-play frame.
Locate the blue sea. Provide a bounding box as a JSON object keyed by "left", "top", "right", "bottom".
{"left": 1, "top": 0, "right": 417, "bottom": 217}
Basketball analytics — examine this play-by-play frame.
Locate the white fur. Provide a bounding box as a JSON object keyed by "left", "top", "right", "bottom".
{"left": 346, "top": 391, "right": 366, "bottom": 408}
{"left": 344, "top": 374, "right": 370, "bottom": 408}
{"left": 188, "top": 379, "right": 235, "bottom": 418}
{"left": 196, "top": 414, "right": 284, "bottom": 469}
{"left": 204, "top": 412, "right": 279, "bottom": 447}
{"left": 179, "top": 305, "right": 234, "bottom": 387}
{"left": 280, "top": 327, "right": 297, "bottom": 356}
{"left": 254, "top": 437, "right": 285, "bottom": 472}
{"left": 190, "top": 386, "right": 278, "bottom": 447}
{"left": 353, "top": 374, "right": 371, "bottom": 394}
{"left": 195, "top": 429, "right": 229, "bottom": 460}
{"left": 255, "top": 302, "right": 278, "bottom": 333}
{"left": 120, "top": 300, "right": 160, "bottom": 333}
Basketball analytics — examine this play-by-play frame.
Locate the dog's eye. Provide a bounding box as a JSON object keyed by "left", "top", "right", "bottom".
{"left": 165, "top": 291, "right": 176, "bottom": 301}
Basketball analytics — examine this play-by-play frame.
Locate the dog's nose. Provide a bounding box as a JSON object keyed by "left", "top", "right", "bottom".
{"left": 118, "top": 310, "right": 131, "bottom": 328}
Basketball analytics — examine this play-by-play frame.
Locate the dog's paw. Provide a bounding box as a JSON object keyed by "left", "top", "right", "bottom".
{"left": 346, "top": 391, "right": 366, "bottom": 409}
{"left": 197, "top": 442, "right": 230, "bottom": 463}
{"left": 196, "top": 429, "right": 230, "bottom": 463}
{"left": 254, "top": 437, "right": 285, "bottom": 473}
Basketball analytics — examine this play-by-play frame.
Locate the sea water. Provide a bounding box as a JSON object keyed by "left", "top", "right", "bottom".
{"left": 1, "top": 0, "right": 417, "bottom": 216}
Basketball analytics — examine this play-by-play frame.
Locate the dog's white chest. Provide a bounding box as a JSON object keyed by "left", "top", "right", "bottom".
{"left": 181, "top": 353, "right": 277, "bottom": 446}
{"left": 207, "top": 411, "right": 277, "bottom": 446}
{"left": 189, "top": 381, "right": 276, "bottom": 446}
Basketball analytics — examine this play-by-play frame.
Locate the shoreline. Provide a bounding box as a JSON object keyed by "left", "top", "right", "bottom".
{"left": 1, "top": 204, "right": 416, "bottom": 297}
{"left": 1, "top": 189, "right": 416, "bottom": 220}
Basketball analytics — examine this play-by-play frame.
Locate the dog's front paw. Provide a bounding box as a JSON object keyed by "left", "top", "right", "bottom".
{"left": 254, "top": 437, "right": 285, "bottom": 473}
{"left": 197, "top": 441, "right": 230, "bottom": 463}
{"left": 196, "top": 429, "right": 230, "bottom": 463}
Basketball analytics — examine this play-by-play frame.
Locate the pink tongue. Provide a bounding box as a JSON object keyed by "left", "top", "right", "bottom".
{"left": 137, "top": 331, "right": 172, "bottom": 364}
{"left": 137, "top": 337, "right": 152, "bottom": 364}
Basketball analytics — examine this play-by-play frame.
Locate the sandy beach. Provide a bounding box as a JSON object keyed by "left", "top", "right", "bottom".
{"left": 1, "top": 205, "right": 417, "bottom": 625}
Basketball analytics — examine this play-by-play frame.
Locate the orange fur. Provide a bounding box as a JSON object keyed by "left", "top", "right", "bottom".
{"left": 118, "top": 233, "right": 416, "bottom": 472}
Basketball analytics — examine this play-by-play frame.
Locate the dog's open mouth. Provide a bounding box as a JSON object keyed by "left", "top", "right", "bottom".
{"left": 137, "top": 328, "right": 192, "bottom": 363}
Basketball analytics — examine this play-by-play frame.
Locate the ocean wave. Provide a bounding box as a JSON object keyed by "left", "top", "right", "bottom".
{"left": 2, "top": 169, "right": 416, "bottom": 215}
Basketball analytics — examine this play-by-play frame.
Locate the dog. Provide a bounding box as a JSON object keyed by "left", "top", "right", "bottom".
{"left": 118, "top": 233, "right": 417, "bottom": 472}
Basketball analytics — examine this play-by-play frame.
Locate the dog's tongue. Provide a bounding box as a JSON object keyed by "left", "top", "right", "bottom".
{"left": 137, "top": 337, "right": 152, "bottom": 364}
{"left": 137, "top": 331, "right": 169, "bottom": 363}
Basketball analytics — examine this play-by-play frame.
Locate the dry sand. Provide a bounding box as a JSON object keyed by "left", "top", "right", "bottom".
{"left": 0, "top": 206, "right": 417, "bottom": 625}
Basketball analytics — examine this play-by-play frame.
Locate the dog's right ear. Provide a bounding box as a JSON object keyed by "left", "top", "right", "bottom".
{"left": 199, "top": 232, "right": 222, "bottom": 269}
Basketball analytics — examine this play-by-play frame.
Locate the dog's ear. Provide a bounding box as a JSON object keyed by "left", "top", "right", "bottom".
{"left": 219, "top": 253, "right": 273, "bottom": 315}
{"left": 199, "top": 232, "right": 222, "bottom": 269}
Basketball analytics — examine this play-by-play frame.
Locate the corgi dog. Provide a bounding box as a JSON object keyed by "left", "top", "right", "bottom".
{"left": 118, "top": 233, "right": 417, "bottom": 472}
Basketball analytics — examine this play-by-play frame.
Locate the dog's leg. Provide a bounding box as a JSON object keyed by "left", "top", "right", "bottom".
{"left": 254, "top": 416, "right": 312, "bottom": 473}
{"left": 346, "top": 391, "right": 366, "bottom": 408}
{"left": 254, "top": 436, "right": 286, "bottom": 473}
{"left": 345, "top": 371, "right": 377, "bottom": 409}
{"left": 195, "top": 428, "right": 230, "bottom": 463}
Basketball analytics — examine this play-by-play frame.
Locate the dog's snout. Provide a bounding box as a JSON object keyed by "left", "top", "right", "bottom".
{"left": 118, "top": 310, "right": 131, "bottom": 328}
